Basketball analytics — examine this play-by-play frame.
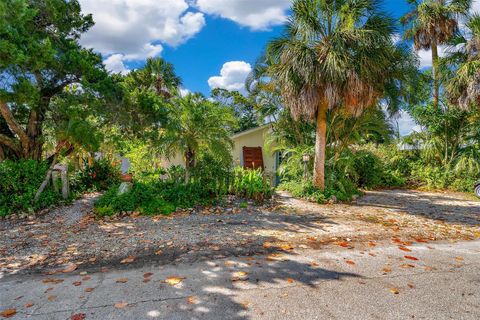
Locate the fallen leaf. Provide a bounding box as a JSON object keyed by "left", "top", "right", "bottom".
{"left": 116, "top": 278, "right": 129, "bottom": 283}
{"left": 0, "top": 309, "right": 16, "bottom": 318}
{"left": 390, "top": 288, "right": 399, "bottom": 294}
{"left": 231, "top": 271, "right": 249, "bottom": 281}
{"left": 345, "top": 260, "right": 355, "bottom": 265}
{"left": 262, "top": 242, "right": 273, "bottom": 249}
{"left": 42, "top": 278, "right": 64, "bottom": 284}
{"left": 240, "top": 301, "right": 250, "bottom": 310}
{"left": 120, "top": 256, "right": 135, "bottom": 264}
{"left": 367, "top": 242, "right": 377, "bottom": 247}
{"left": 280, "top": 244, "right": 294, "bottom": 251}
{"left": 187, "top": 296, "right": 198, "bottom": 304}
{"left": 266, "top": 253, "right": 284, "bottom": 261}
{"left": 85, "top": 288, "right": 95, "bottom": 292}
{"left": 73, "top": 281, "right": 82, "bottom": 286}
{"left": 398, "top": 246, "right": 412, "bottom": 252}
{"left": 287, "top": 278, "right": 295, "bottom": 283}
{"left": 14, "top": 296, "right": 23, "bottom": 301}
{"left": 455, "top": 256, "right": 464, "bottom": 262}
{"left": 407, "top": 283, "right": 414, "bottom": 289}
{"left": 165, "top": 276, "right": 185, "bottom": 286}
{"left": 382, "top": 267, "right": 392, "bottom": 273}
{"left": 309, "top": 262, "right": 319, "bottom": 267}
{"left": 404, "top": 255, "right": 419, "bottom": 261}
{"left": 71, "top": 313, "right": 86, "bottom": 320}
{"left": 47, "top": 295, "right": 57, "bottom": 301}
{"left": 154, "top": 250, "right": 163, "bottom": 255}
{"left": 24, "top": 303, "right": 34, "bottom": 308}
{"left": 337, "top": 241, "right": 349, "bottom": 248}
{"left": 62, "top": 263, "right": 77, "bottom": 273}
{"left": 82, "top": 276, "right": 91, "bottom": 281}
{"left": 400, "top": 264, "right": 415, "bottom": 269}
{"left": 114, "top": 302, "right": 128, "bottom": 309}
{"left": 79, "top": 272, "right": 87, "bottom": 276}
{"left": 143, "top": 272, "right": 153, "bottom": 278}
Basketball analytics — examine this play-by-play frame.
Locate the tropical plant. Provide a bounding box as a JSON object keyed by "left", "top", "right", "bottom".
{"left": 0, "top": 0, "right": 109, "bottom": 161}
{"left": 211, "top": 88, "right": 259, "bottom": 132}
{"left": 440, "top": 13, "right": 480, "bottom": 109}
{"left": 160, "top": 93, "right": 237, "bottom": 181}
{"left": 265, "top": 0, "right": 413, "bottom": 190}
{"left": 231, "top": 166, "right": 273, "bottom": 201}
{"left": 402, "top": 0, "right": 472, "bottom": 107}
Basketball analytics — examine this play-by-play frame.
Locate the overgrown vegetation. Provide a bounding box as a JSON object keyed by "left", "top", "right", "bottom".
{"left": 1, "top": 0, "right": 479, "bottom": 218}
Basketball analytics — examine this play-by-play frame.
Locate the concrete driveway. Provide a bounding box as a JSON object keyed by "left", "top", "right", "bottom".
{"left": 2, "top": 239, "right": 479, "bottom": 319}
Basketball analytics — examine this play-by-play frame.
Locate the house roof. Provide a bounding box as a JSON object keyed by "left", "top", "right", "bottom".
{"left": 231, "top": 123, "right": 272, "bottom": 139}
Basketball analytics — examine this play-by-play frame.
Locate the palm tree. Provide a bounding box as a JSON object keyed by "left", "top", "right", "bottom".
{"left": 161, "top": 93, "right": 237, "bottom": 182}
{"left": 130, "top": 57, "right": 181, "bottom": 98}
{"left": 440, "top": 14, "right": 480, "bottom": 109}
{"left": 266, "top": 0, "right": 410, "bottom": 190}
{"left": 401, "top": 0, "right": 472, "bottom": 108}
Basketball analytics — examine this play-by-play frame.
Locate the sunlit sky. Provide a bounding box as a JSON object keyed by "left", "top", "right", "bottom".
{"left": 78, "top": 0, "right": 480, "bottom": 135}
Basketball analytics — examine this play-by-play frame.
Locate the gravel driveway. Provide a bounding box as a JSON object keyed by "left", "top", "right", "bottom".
{"left": 1, "top": 189, "right": 478, "bottom": 276}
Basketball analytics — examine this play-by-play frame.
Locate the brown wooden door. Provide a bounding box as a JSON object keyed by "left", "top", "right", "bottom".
{"left": 243, "top": 147, "right": 264, "bottom": 170}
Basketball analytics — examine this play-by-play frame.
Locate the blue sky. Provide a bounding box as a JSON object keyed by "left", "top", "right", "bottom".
{"left": 78, "top": 0, "right": 479, "bottom": 135}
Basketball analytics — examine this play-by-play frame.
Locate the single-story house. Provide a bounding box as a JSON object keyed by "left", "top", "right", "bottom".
{"left": 119, "top": 124, "right": 282, "bottom": 184}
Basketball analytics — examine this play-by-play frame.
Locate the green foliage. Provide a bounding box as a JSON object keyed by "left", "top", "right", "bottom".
{"left": 211, "top": 88, "right": 259, "bottom": 132}
{"left": 70, "top": 158, "right": 121, "bottom": 193}
{"left": 230, "top": 167, "right": 273, "bottom": 201}
{"left": 0, "top": 160, "right": 62, "bottom": 216}
{"left": 279, "top": 180, "right": 327, "bottom": 203}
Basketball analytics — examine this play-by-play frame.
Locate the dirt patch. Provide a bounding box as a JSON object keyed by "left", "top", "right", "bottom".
{"left": 1, "top": 189, "right": 478, "bottom": 275}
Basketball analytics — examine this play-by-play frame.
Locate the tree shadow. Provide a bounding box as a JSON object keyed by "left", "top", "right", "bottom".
{"left": 354, "top": 189, "right": 480, "bottom": 226}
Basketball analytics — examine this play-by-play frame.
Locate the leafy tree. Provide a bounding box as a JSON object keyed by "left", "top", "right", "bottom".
{"left": 160, "top": 93, "right": 238, "bottom": 181}
{"left": 265, "top": 0, "right": 414, "bottom": 190}
{"left": 0, "top": 0, "right": 109, "bottom": 161}
{"left": 211, "top": 88, "right": 259, "bottom": 132}
{"left": 440, "top": 13, "right": 480, "bottom": 109}
{"left": 402, "top": 0, "right": 472, "bottom": 108}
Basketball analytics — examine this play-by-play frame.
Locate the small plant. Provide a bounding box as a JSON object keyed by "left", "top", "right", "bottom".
{"left": 230, "top": 166, "right": 273, "bottom": 201}
{"left": 71, "top": 158, "right": 121, "bottom": 193}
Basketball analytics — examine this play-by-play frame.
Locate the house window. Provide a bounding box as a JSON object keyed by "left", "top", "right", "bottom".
{"left": 242, "top": 147, "right": 264, "bottom": 170}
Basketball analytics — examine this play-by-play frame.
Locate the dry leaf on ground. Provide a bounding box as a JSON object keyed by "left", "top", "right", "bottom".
{"left": 70, "top": 313, "right": 86, "bottom": 320}
{"left": 0, "top": 309, "right": 16, "bottom": 318}
{"left": 116, "top": 278, "right": 129, "bottom": 283}
{"left": 120, "top": 256, "right": 135, "bottom": 264}
{"left": 114, "top": 302, "right": 128, "bottom": 309}
{"left": 404, "top": 255, "right": 419, "bottom": 261}
{"left": 165, "top": 276, "right": 185, "bottom": 286}
{"left": 345, "top": 260, "right": 355, "bottom": 265}
{"left": 390, "top": 288, "right": 399, "bottom": 294}
{"left": 231, "top": 271, "right": 249, "bottom": 281}
{"left": 62, "top": 263, "right": 77, "bottom": 273}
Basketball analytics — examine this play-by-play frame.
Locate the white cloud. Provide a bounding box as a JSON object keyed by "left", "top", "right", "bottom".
{"left": 103, "top": 54, "right": 130, "bottom": 75}
{"left": 195, "top": 0, "right": 290, "bottom": 30}
{"left": 472, "top": 0, "right": 480, "bottom": 13}
{"left": 392, "top": 110, "right": 422, "bottom": 136}
{"left": 417, "top": 46, "right": 448, "bottom": 68}
{"left": 208, "top": 61, "right": 252, "bottom": 92}
{"left": 179, "top": 88, "right": 191, "bottom": 97}
{"left": 79, "top": 0, "right": 205, "bottom": 60}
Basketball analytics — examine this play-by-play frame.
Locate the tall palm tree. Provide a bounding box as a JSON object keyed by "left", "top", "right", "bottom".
{"left": 266, "top": 0, "right": 411, "bottom": 190}
{"left": 130, "top": 57, "right": 181, "bottom": 98}
{"left": 161, "top": 93, "right": 237, "bottom": 182}
{"left": 401, "top": 0, "right": 472, "bottom": 108}
{"left": 440, "top": 13, "right": 480, "bottom": 109}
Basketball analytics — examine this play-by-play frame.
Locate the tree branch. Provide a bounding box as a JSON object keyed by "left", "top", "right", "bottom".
{"left": 0, "top": 101, "right": 29, "bottom": 147}
{"left": 0, "top": 133, "right": 21, "bottom": 155}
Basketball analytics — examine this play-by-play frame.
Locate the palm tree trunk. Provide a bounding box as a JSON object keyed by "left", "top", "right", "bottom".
{"left": 313, "top": 103, "right": 328, "bottom": 190}
{"left": 431, "top": 41, "right": 440, "bottom": 108}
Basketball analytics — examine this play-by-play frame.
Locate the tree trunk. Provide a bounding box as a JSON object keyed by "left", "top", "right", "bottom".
{"left": 184, "top": 149, "right": 195, "bottom": 183}
{"left": 313, "top": 103, "right": 328, "bottom": 190}
{"left": 431, "top": 41, "right": 440, "bottom": 108}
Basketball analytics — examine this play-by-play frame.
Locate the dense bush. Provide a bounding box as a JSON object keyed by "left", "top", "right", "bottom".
{"left": 0, "top": 160, "right": 63, "bottom": 216}
{"left": 230, "top": 167, "right": 273, "bottom": 201}
{"left": 70, "top": 158, "right": 122, "bottom": 193}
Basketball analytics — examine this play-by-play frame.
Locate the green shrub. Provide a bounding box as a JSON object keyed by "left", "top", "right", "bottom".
{"left": 352, "top": 150, "right": 384, "bottom": 189}
{"left": 70, "top": 158, "right": 121, "bottom": 193}
{"left": 279, "top": 180, "right": 327, "bottom": 203}
{"left": 0, "top": 160, "right": 63, "bottom": 216}
{"left": 230, "top": 167, "right": 273, "bottom": 201}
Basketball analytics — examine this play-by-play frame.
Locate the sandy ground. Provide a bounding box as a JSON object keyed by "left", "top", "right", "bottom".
{"left": 0, "top": 189, "right": 479, "bottom": 276}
